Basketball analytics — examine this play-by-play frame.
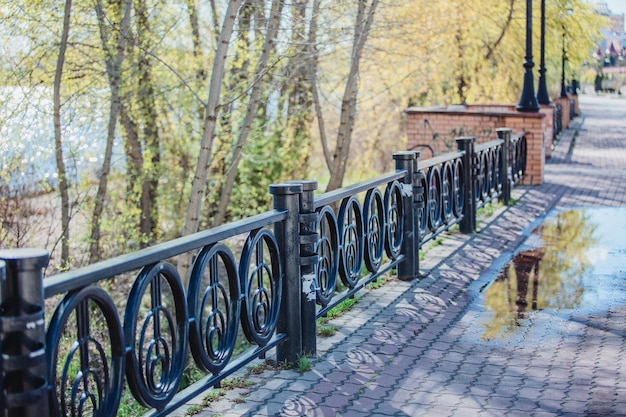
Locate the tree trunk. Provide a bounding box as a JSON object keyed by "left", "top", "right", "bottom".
{"left": 325, "top": 0, "right": 379, "bottom": 192}
{"left": 282, "top": 0, "right": 314, "bottom": 179}
{"left": 180, "top": 0, "right": 244, "bottom": 280}
{"left": 120, "top": 101, "right": 143, "bottom": 208}
{"left": 53, "top": 0, "right": 72, "bottom": 267}
{"left": 307, "top": 0, "right": 333, "bottom": 171}
{"left": 89, "top": 0, "right": 132, "bottom": 262}
{"left": 136, "top": 0, "right": 161, "bottom": 243}
{"left": 485, "top": 0, "right": 515, "bottom": 62}
{"left": 212, "top": 0, "right": 285, "bottom": 226}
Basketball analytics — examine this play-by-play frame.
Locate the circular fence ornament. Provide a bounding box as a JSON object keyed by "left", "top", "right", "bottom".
{"left": 363, "top": 188, "right": 385, "bottom": 273}
{"left": 47, "top": 286, "right": 125, "bottom": 417}
{"left": 384, "top": 181, "right": 403, "bottom": 260}
{"left": 452, "top": 159, "right": 464, "bottom": 217}
{"left": 415, "top": 171, "right": 428, "bottom": 240}
{"left": 316, "top": 207, "right": 339, "bottom": 307}
{"left": 427, "top": 166, "right": 443, "bottom": 231}
{"left": 239, "top": 228, "right": 282, "bottom": 346}
{"left": 188, "top": 244, "right": 241, "bottom": 375}
{"left": 338, "top": 196, "right": 364, "bottom": 289}
{"left": 124, "top": 262, "right": 188, "bottom": 409}
{"left": 442, "top": 162, "right": 454, "bottom": 224}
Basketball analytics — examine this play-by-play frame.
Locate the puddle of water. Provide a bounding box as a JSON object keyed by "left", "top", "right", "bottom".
{"left": 479, "top": 207, "right": 626, "bottom": 340}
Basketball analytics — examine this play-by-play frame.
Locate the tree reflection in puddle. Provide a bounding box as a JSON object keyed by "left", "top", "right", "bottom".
{"left": 482, "top": 209, "right": 600, "bottom": 340}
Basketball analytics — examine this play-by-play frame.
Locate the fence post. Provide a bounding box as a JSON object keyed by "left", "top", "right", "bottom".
{"left": 289, "top": 180, "right": 319, "bottom": 357}
{"left": 497, "top": 128, "right": 512, "bottom": 206}
{"left": 270, "top": 183, "right": 303, "bottom": 365}
{"left": 393, "top": 151, "right": 419, "bottom": 280}
{"left": 456, "top": 137, "right": 476, "bottom": 234}
{"left": 0, "top": 249, "right": 50, "bottom": 417}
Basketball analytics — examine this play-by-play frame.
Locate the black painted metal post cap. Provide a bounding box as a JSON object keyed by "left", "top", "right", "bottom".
{"left": 300, "top": 181, "right": 318, "bottom": 192}
{"left": 496, "top": 128, "right": 513, "bottom": 134}
{"left": 393, "top": 151, "right": 419, "bottom": 160}
{"left": 455, "top": 136, "right": 476, "bottom": 144}
{"left": 0, "top": 248, "right": 49, "bottom": 271}
{"left": 269, "top": 183, "right": 303, "bottom": 195}
{"left": 285, "top": 180, "right": 318, "bottom": 192}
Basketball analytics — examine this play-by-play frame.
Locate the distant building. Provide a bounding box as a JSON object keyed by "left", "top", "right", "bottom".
{"left": 594, "top": 2, "right": 626, "bottom": 68}
{"left": 595, "top": 2, "right": 624, "bottom": 33}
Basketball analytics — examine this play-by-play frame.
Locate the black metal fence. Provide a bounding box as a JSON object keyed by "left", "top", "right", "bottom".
{"left": 554, "top": 102, "right": 563, "bottom": 139}
{"left": 0, "top": 129, "right": 526, "bottom": 417}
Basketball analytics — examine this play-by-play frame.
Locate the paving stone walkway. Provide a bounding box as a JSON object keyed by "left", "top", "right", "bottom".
{"left": 180, "top": 94, "right": 626, "bottom": 417}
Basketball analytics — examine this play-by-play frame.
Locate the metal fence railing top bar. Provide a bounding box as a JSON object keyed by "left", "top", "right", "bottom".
{"left": 418, "top": 150, "right": 465, "bottom": 170}
{"left": 474, "top": 138, "right": 504, "bottom": 153}
{"left": 313, "top": 170, "right": 407, "bottom": 209}
{"left": 43, "top": 209, "right": 288, "bottom": 297}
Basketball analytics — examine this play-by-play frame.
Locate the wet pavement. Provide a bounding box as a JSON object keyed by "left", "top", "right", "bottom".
{"left": 182, "top": 94, "right": 626, "bottom": 417}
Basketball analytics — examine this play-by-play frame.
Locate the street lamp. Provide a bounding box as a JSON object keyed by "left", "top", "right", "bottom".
{"left": 537, "top": 0, "right": 551, "bottom": 105}
{"left": 560, "top": 29, "right": 568, "bottom": 98}
{"left": 517, "top": 0, "right": 540, "bottom": 112}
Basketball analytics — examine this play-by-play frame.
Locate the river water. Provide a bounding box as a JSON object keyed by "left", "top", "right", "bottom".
{"left": 0, "top": 86, "right": 123, "bottom": 193}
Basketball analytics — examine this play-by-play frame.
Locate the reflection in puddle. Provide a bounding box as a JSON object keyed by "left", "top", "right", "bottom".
{"left": 481, "top": 208, "right": 626, "bottom": 340}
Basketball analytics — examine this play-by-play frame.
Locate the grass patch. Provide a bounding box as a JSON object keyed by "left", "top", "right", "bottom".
{"left": 278, "top": 359, "right": 292, "bottom": 370}
{"left": 317, "top": 324, "right": 339, "bottom": 337}
{"left": 247, "top": 362, "right": 267, "bottom": 375}
{"left": 298, "top": 356, "right": 312, "bottom": 373}
{"left": 117, "top": 389, "right": 147, "bottom": 417}
{"left": 431, "top": 236, "right": 444, "bottom": 247}
{"left": 367, "top": 275, "right": 387, "bottom": 290}
{"left": 201, "top": 390, "right": 225, "bottom": 406}
{"left": 221, "top": 376, "right": 255, "bottom": 390}
{"left": 184, "top": 404, "right": 204, "bottom": 416}
{"left": 183, "top": 390, "right": 225, "bottom": 416}
{"left": 317, "top": 296, "right": 361, "bottom": 326}
{"left": 476, "top": 201, "right": 504, "bottom": 219}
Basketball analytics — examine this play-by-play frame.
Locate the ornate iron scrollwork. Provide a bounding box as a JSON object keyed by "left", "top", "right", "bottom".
{"left": 384, "top": 181, "right": 403, "bottom": 260}
{"left": 315, "top": 207, "right": 339, "bottom": 307}
{"left": 452, "top": 159, "right": 464, "bottom": 218}
{"left": 338, "top": 196, "right": 364, "bottom": 289}
{"left": 415, "top": 171, "right": 428, "bottom": 240}
{"left": 363, "top": 188, "right": 385, "bottom": 273}
{"left": 441, "top": 162, "right": 454, "bottom": 224}
{"left": 239, "top": 228, "right": 282, "bottom": 346}
{"left": 493, "top": 147, "right": 503, "bottom": 193}
{"left": 124, "top": 262, "right": 188, "bottom": 409}
{"left": 47, "top": 286, "right": 125, "bottom": 417}
{"left": 188, "top": 244, "right": 241, "bottom": 375}
{"left": 427, "top": 166, "right": 442, "bottom": 231}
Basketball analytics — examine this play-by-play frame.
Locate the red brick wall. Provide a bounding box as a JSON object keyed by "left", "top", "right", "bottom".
{"left": 405, "top": 106, "right": 546, "bottom": 185}
{"left": 501, "top": 114, "right": 545, "bottom": 185}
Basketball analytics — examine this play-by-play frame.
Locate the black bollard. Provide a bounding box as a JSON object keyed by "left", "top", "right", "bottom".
{"left": 0, "top": 249, "right": 50, "bottom": 417}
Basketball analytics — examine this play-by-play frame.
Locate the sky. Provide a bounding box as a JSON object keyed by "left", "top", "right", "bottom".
{"left": 602, "top": 0, "right": 626, "bottom": 16}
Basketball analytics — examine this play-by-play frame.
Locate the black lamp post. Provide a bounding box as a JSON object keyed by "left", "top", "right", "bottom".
{"left": 517, "top": 0, "right": 540, "bottom": 112}
{"left": 537, "top": 0, "right": 551, "bottom": 105}
{"left": 560, "top": 30, "right": 568, "bottom": 98}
